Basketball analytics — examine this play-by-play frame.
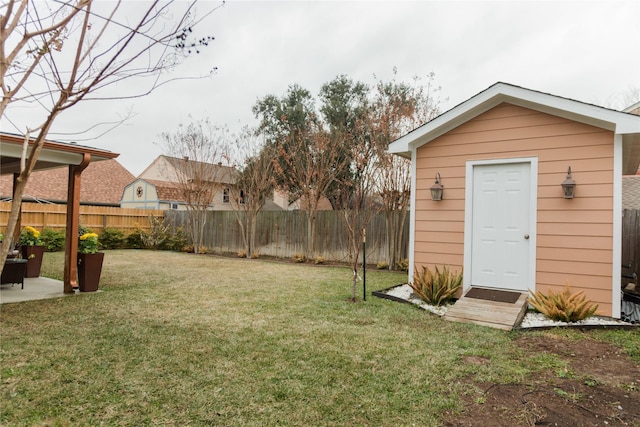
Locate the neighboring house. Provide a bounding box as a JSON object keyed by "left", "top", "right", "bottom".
{"left": 0, "top": 159, "right": 134, "bottom": 206}
{"left": 289, "top": 195, "right": 333, "bottom": 211}
{"left": 121, "top": 155, "right": 282, "bottom": 211}
{"left": 121, "top": 178, "right": 192, "bottom": 210}
{"left": 389, "top": 82, "right": 640, "bottom": 319}
{"left": 273, "top": 189, "right": 333, "bottom": 211}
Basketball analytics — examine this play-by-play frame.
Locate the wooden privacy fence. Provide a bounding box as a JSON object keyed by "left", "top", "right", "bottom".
{"left": 622, "top": 209, "right": 640, "bottom": 281}
{"left": 0, "top": 201, "right": 164, "bottom": 235}
{"left": 165, "top": 210, "right": 410, "bottom": 264}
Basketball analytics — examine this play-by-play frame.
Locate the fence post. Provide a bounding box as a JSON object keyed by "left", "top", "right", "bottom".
{"left": 362, "top": 228, "right": 366, "bottom": 301}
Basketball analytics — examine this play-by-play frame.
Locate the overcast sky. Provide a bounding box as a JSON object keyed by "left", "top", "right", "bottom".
{"left": 4, "top": 0, "right": 640, "bottom": 176}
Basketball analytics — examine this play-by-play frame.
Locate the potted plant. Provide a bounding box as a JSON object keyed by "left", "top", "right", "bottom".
{"left": 77, "top": 231, "right": 103, "bottom": 292}
{"left": 20, "top": 226, "right": 45, "bottom": 277}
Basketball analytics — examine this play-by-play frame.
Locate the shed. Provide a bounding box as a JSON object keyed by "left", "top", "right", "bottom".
{"left": 389, "top": 83, "right": 640, "bottom": 319}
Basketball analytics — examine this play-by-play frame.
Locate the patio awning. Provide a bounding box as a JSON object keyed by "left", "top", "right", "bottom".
{"left": 1, "top": 132, "right": 117, "bottom": 175}
{"left": 1, "top": 132, "right": 119, "bottom": 293}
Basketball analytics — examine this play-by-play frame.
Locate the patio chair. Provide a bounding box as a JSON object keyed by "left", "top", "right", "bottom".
{"left": 1, "top": 258, "right": 27, "bottom": 289}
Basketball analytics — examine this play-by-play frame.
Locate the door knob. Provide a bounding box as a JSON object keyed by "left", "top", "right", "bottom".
{"left": 524, "top": 234, "right": 530, "bottom": 240}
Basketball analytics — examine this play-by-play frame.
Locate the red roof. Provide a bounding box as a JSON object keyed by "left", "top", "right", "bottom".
{"left": 0, "top": 159, "right": 135, "bottom": 206}
{"left": 143, "top": 179, "right": 186, "bottom": 202}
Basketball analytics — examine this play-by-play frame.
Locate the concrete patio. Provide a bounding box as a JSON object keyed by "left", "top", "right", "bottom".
{"left": 0, "top": 277, "right": 82, "bottom": 304}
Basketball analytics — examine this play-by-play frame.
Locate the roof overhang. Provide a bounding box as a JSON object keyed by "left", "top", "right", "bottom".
{"left": 1, "top": 132, "right": 118, "bottom": 175}
{"left": 389, "top": 82, "right": 640, "bottom": 174}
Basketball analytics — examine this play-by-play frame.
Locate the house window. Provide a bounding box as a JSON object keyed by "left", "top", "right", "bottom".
{"left": 170, "top": 203, "right": 179, "bottom": 210}
{"left": 239, "top": 190, "right": 245, "bottom": 205}
{"left": 223, "top": 188, "right": 230, "bottom": 203}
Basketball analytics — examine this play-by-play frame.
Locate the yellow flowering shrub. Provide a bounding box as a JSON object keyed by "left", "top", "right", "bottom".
{"left": 20, "top": 226, "right": 42, "bottom": 246}
{"left": 79, "top": 232, "right": 99, "bottom": 254}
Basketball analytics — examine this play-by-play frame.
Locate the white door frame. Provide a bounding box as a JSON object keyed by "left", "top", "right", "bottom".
{"left": 463, "top": 157, "right": 538, "bottom": 293}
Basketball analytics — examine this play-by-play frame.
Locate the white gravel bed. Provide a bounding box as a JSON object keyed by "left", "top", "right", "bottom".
{"left": 382, "top": 284, "right": 449, "bottom": 316}
{"left": 379, "top": 284, "right": 635, "bottom": 329}
{"left": 518, "top": 311, "right": 632, "bottom": 329}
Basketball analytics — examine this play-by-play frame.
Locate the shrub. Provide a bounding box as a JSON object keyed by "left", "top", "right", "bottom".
{"left": 40, "top": 228, "right": 65, "bottom": 252}
{"left": 197, "top": 245, "right": 208, "bottom": 254}
{"left": 396, "top": 258, "right": 409, "bottom": 271}
{"left": 377, "top": 261, "right": 389, "bottom": 270}
{"left": 250, "top": 252, "right": 260, "bottom": 259}
{"left": 143, "top": 216, "right": 171, "bottom": 249}
{"left": 409, "top": 265, "right": 462, "bottom": 306}
{"left": 529, "top": 284, "right": 599, "bottom": 322}
{"left": 293, "top": 254, "right": 306, "bottom": 263}
{"left": 166, "top": 227, "right": 189, "bottom": 252}
{"left": 100, "top": 228, "right": 125, "bottom": 249}
{"left": 314, "top": 256, "right": 324, "bottom": 265}
{"left": 126, "top": 228, "right": 147, "bottom": 249}
{"left": 237, "top": 250, "right": 247, "bottom": 258}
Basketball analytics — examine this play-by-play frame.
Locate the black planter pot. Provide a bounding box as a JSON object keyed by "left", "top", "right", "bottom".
{"left": 21, "top": 245, "right": 45, "bottom": 278}
{"left": 77, "top": 252, "right": 104, "bottom": 292}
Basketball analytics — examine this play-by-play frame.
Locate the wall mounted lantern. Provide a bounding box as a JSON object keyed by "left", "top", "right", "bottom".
{"left": 561, "top": 167, "right": 576, "bottom": 199}
{"left": 430, "top": 173, "right": 444, "bottom": 201}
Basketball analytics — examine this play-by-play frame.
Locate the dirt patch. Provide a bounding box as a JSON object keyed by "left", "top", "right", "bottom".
{"left": 443, "top": 334, "right": 640, "bottom": 426}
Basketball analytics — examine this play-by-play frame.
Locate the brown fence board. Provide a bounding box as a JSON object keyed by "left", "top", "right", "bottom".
{"left": 0, "top": 201, "right": 163, "bottom": 234}
{"left": 165, "top": 210, "right": 409, "bottom": 264}
{"left": 2, "top": 201, "right": 410, "bottom": 264}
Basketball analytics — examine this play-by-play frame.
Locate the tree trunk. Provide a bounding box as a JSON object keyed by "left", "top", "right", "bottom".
{"left": 385, "top": 210, "right": 395, "bottom": 270}
{"left": 395, "top": 209, "right": 408, "bottom": 267}
{"left": 0, "top": 112, "right": 60, "bottom": 266}
{"left": 385, "top": 209, "right": 408, "bottom": 270}
{"left": 306, "top": 210, "right": 317, "bottom": 259}
{"left": 350, "top": 269, "right": 358, "bottom": 302}
{"left": 235, "top": 210, "right": 249, "bottom": 255}
{"left": 249, "top": 211, "right": 258, "bottom": 257}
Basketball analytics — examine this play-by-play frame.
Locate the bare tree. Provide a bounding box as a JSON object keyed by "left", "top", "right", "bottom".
{"left": 273, "top": 122, "right": 350, "bottom": 259}
{"left": 599, "top": 85, "right": 640, "bottom": 111}
{"left": 1, "top": 0, "right": 221, "bottom": 264}
{"left": 227, "top": 126, "right": 276, "bottom": 257}
{"left": 159, "top": 118, "right": 230, "bottom": 253}
{"left": 377, "top": 155, "right": 411, "bottom": 269}
{"left": 371, "top": 70, "right": 443, "bottom": 269}
{"left": 336, "top": 123, "right": 382, "bottom": 302}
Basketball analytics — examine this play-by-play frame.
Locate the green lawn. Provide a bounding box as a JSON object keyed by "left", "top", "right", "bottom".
{"left": 0, "top": 250, "right": 637, "bottom": 426}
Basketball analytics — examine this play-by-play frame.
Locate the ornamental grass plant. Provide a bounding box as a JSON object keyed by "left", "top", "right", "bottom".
{"left": 410, "top": 264, "right": 463, "bottom": 306}
{"left": 529, "top": 283, "right": 599, "bottom": 322}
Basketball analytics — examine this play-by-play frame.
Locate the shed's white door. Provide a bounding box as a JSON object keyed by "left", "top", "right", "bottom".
{"left": 471, "top": 162, "right": 531, "bottom": 291}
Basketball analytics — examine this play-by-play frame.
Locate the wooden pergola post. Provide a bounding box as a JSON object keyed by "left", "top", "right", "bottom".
{"left": 63, "top": 153, "right": 90, "bottom": 293}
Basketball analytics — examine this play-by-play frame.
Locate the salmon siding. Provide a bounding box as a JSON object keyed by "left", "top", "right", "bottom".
{"left": 414, "top": 103, "right": 615, "bottom": 315}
